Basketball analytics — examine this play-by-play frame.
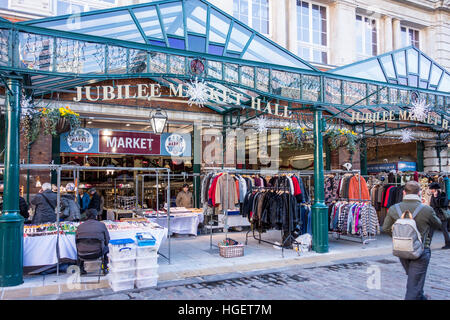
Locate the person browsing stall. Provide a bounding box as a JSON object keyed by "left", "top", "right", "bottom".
{"left": 31, "top": 183, "right": 57, "bottom": 224}
{"left": 78, "top": 186, "right": 91, "bottom": 215}
{"left": 176, "top": 184, "right": 193, "bottom": 208}
{"left": 87, "top": 188, "right": 101, "bottom": 218}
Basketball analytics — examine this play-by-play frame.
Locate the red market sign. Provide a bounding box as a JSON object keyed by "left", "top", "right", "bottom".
{"left": 99, "top": 130, "right": 160, "bottom": 155}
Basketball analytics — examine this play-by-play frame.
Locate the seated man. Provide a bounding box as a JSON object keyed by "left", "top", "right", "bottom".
{"left": 75, "top": 208, "right": 110, "bottom": 275}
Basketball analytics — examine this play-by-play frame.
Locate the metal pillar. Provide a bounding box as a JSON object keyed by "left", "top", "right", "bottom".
{"left": 0, "top": 77, "right": 24, "bottom": 287}
{"left": 417, "top": 141, "right": 424, "bottom": 172}
{"left": 311, "top": 109, "right": 329, "bottom": 253}
{"left": 360, "top": 138, "right": 368, "bottom": 176}
{"left": 325, "top": 137, "right": 331, "bottom": 171}
{"left": 193, "top": 122, "right": 202, "bottom": 209}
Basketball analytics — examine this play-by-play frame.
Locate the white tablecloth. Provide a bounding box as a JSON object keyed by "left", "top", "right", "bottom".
{"left": 147, "top": 213, "right": 204, "bottom": 236}
{"left": 23, "top": 227, "right": 168, "bottom": 267}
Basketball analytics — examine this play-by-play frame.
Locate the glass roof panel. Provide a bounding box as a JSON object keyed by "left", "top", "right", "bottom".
{"left": 379, "top": 55, "right": 395, "bottom": 78}
{"left": 407, "top": 48, "right": 418, "bottom": 74}
{"left": 243, "top": 35, "right": 311, "bottom": 69}
{"left": 159, "top": 2, "right": 184, "bottom": 37}
{"left": 393, "top": 51, "right": 406, "bottom": 76}
{"left": 437, "top": 73, "right": 450, "bottom": 93}
{"left": 22, "top": 0, "right": 314, "bottom": 71}
{"left": 185, "top": 0, "right": 207, "bottom": 35}
{"left": 332, "top": 59, "right": 386, "bottom": 82}
{"left": 429, "top": 64, "right": 443, "bottom": 86}
{"left": 132, "top": 5, "right": 164, "bottom": 39}
{"left": 209, "top": 8, "right": 230, "bottom": 44}
{"left": 419, "top": 55, "right": 431, "bottom": 80}
{"left": 226, "top": 23, "right": 251, "bottom": 52}
{"left": 30, "top": 10, "right": 145, "bottom": 43}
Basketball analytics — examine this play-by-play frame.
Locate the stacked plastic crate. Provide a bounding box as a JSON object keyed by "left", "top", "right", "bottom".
{"left": 135, "top": 233, "right": 159, "bottom": 289}
{"left": 108, "top": 239, "right": 137, "bottom": 292}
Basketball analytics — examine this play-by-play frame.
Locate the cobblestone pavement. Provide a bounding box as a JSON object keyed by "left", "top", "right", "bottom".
{"left": 81, "top": 249, "right": 450, "bottom": 300}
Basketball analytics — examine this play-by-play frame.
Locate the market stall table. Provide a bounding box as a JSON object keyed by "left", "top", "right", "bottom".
{"left": 23, "top": 222, "right": 168, "bottom": 268}
{"left": 142, "top": 208, "right": 204, "bottom": 236}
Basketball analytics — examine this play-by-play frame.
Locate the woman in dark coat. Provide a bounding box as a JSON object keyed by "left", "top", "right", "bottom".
{"left": 429, "top": 182, "right": 450, "bottom": 249}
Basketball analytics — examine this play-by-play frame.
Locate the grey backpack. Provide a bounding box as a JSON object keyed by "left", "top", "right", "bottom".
{"left": 392, "top": 204, "right": 424, "bottom": 260}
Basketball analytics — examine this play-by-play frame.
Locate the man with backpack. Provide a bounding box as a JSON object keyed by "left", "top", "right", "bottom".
{"left": 383, "top": 181, "right": 442, "bottom": 300}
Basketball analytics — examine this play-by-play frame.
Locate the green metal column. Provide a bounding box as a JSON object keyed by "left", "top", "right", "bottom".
{"left": 51, "top": 136, "right": 60, "bottom": 185}
{"left": 193, "top": 123, "right": 202, "bottom": 209}
{"left": 417, "top": 141, "right": 424, "bottom": 172}
{"left": 325, "top": 137, "right": 331, "bottom": 171}
{"left": 360, "top": 138, "right": 368, "bottom": 176}
{"left": 311, "top": 109, "right": 328, "bottom": 253}
{"left": 0, "top": 77, "right": 24, "bottom": 287}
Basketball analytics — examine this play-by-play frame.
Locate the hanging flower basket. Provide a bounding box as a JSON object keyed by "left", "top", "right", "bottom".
{"left": 55, "top": 117, "right": 71, "bottom": 134}
{"left": 281, "top": 126, "right": 313, "bottom": 150}
{"left": 325, "top": 128, "right": 360, "bottom": 154}
{"left": 41, "top": 106, "right": 81, "bottom": 137}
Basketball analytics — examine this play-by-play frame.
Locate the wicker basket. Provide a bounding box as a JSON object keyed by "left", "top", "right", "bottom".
{"left": 218, "top": 242, "right": 244, "bottom": 258}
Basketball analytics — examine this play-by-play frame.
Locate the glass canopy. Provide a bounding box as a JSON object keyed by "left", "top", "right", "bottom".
{"left": 330, "top": 46, "right": 450, "bottom": 93}
{"left": 21, "top": 0, "right": 315, "bottom": 70}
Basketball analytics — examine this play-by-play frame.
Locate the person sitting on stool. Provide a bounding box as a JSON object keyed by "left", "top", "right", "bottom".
{"left": 75, "top": 208, "right": 110, "bottom": 275}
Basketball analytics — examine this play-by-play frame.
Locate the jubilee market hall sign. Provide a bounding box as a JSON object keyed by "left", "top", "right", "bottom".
{"left": 73, "top": 83, "right": 293, "bottom": 118}
{"left": 350, "top": 110, "right": 449, "bottom": 130}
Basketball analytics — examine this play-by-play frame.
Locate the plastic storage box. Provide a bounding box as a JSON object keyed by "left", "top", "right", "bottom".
{"left": 136, "top": 265, "right": 158, "bottom": 278}
{"left": 109, "top": 257, "right": 136, "bottom": 270}
{"left": 136, "top": 245, "right": 158, "bottom": 257}
{"left": 135, "top": 275, "right": 158, "bottom": 289}
{"left": 108, "top": 266, "right": 136, "bottom": 282}
{"left": 109, "top": 278, "right": 136, "bottom": 292}
{"left": 135, "top": 233, "right": 156, "bottom": 247}
{"left": 109, "top": 238, "right": 136, "bottom": 259}
{"left": 136, "top": 256, "right": 158, "bottom": 268}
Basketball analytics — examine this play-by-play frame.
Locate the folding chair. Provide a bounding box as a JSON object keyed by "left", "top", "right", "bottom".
{"left": 76, "top": 238, "right": 108, "bottom": 283}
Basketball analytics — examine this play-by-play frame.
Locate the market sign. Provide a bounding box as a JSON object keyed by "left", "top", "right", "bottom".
{"left": 350, "top": 110, "right": 449, "bottom": 130}
{"left": 61, "top": 129, "right": 191, "bottom": 157}
{"left": 367, "top": 161, "right": 417, "bottom": 173}
{"left": 99, "top": 130, "right": 160, "bottom": 155}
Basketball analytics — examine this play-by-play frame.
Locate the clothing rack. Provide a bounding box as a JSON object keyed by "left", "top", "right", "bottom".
{"left": 244, "top": 185, "right": 302, "bottom": 258}
{"left": 326, "top": 169, "right": 378, "bottom": 245}
{"left": 203, "top": 168, "right": 313, "bottom": 253}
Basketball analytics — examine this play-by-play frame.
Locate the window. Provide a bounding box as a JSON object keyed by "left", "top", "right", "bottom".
{"left": 233, "top": 0, "right": 270, "bottom": 35}
{"left": 401, "top": 26, "right": 419, "bottom": 48}
{"left": 296, "top": 1, "right": 328, "bottom": 64}
{"left": 56, "top": 1, "right": 84, "bottom": 15}
{"left": 356, "top": 15, "right": 377, "bottom": 59}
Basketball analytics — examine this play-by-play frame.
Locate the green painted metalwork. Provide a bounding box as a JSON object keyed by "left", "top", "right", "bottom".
{"left": 311, "top": 108, "right": 328, "bottom": 253}
{"left": 0, "top": 77, "right": 24, "bottom": 287}
{"left": 417, "top": 141, "right": 424, "bottom": 172}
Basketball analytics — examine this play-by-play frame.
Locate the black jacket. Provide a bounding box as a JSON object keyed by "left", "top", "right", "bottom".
{"left": 76, "top": 219, "right": 110, "bottom": 255}
{"left": 87, "top": 192, "right": 101, "bottom": 213}
{"left": 31, "top": 190, "right": 57, "bottom": 224}
{"left": 430, "top": 191, "right": 449, "bottom": 222}
{"left": 0, "top": 196, "right": 29, "bottom": 219}
{"left": 19, "top": 197, "right": 29, "bottom": 219}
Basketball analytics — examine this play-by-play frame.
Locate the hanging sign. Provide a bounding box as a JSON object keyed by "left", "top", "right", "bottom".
{"left": 61, "top": 129, "right": 191, "bottom": 156}
{"left": 99, "top": 130, "right": 160, "bottom": 155}
{"left": 350, "top": 111, "right": 449, "bottom": 131}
